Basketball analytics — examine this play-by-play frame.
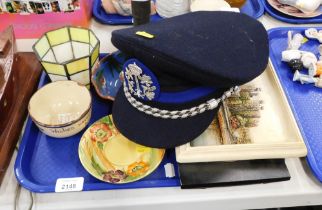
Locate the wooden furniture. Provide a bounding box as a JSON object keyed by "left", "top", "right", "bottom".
{"left": 0, "top": 26, "right": 42, "bottom": 184}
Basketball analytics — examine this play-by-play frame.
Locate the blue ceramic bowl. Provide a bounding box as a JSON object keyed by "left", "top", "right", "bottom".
{"left": 91, "top": 51, "right": 128, "bottom": 100}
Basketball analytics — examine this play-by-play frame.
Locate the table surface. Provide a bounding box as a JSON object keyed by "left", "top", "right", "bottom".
{"left": 2, "top": 14, "right": 322, "bottom": 210}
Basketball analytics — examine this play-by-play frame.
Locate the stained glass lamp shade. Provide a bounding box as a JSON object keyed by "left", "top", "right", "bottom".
{"left": 33, "top": 26, "right": 100, "bottom": 88}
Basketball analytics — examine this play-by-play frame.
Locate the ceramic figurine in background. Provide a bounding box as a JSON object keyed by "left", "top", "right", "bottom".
{"left": 305, "top": 28, "right": 322, "bottom": 43}
{"left": 301, "top": 52, "right": 317, "bottom": 70}
{"left": 313, "top": 45, "right": 322, "bottom": 85}
{"left": 277, "top": 0, "right": 321, "bottom": 14}
{"left": 156, "top": 0, "right": 189, "bottom": 18}
{"left": 101, "top": 0, "right": 156, "bottom": 16}
{"left": 281, "top": 49, "right": 301, "bottom": 62}
{"left": 283, "top": 32, "right": 305, "bottom": 71}
{"left": 303, "top": 29, "right": 322, "bottom": 77}
{"left": 293, "top": 70, "right": 317, "bottom": 84}
{"left": 281, "top": 29, "right": 322, "bottom": 88}
{"left": 308, "top": 61, "right": 322, "bottom": 77}
{"left": 318, "top": 44, "right": 322, "bottom": 61}
{"left": 282, "top": 31, "right": 305, "bottom": 72}
{"left": 190, "top": 0, "right": 231, "bottom": 12}
{"left": 315, "top": 77, "right": 322, "bottom": 88}
{"left": 313, "top": 45, "right": 322, "bottom": 80}
{"left": 314, "top": 52, "right": 322, "bottom": 88}
{"left": 287, "top": 59, "right": 303, "bottom": 72}
{"left": 282, "top": 31, "right": 319, "bottom": 73}
{"left": 282, "top": 31, "right": 302, "bottom": 61}
{"left": 287, "top": 31, "right": 303, "bottom": 50}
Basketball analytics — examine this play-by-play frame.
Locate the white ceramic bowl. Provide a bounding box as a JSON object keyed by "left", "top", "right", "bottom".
{"left": 28, "top": 81, "right": 92, "bottom": 138}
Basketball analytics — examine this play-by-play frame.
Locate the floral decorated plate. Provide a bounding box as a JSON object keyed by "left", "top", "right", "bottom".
{"left": 79, "top": 115, "right": 165, "bottom": 184}
{"left": 267, "top": 0, "right": 322, "bottom": 18}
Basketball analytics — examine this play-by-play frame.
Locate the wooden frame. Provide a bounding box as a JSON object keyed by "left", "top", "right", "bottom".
{"left": 175, "top": 61, "right": 307, "bottom": 163}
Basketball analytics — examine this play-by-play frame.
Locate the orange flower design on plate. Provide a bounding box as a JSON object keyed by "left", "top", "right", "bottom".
{"left": 89, "top": 123, "right": 112, "bottom": 142}
{"left": 127, "top": 161, "right": 150, "bottom": 177}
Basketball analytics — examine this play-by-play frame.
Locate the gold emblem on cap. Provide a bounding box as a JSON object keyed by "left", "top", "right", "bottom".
{"left": 135, "top": 31, "right": 155, "bottom": 39}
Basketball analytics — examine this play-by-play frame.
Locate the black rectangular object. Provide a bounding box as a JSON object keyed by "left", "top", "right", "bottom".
{"left": 179, "top": 159, "right": 290, "bottom": 189}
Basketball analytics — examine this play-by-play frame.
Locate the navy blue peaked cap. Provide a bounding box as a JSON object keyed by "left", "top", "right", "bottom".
{"left": 112, "top": 11, "right": 268, "bottom": 90}
{"left": 111, "top": 11, "right": 269, "bottom": 148}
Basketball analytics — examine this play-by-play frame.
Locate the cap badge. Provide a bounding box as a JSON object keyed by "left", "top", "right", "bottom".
{"left": 124, "top": 60, "right": 160, "bottom": 101}
{"left": 135, "top": 31, "right": 155, "bottom": 39}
